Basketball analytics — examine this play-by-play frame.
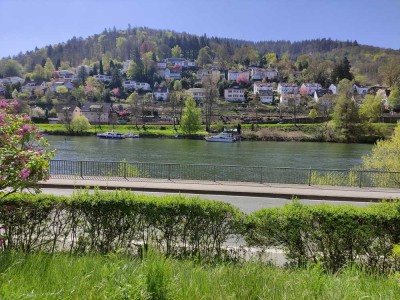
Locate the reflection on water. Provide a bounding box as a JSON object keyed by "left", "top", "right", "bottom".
{"left": 47, "top": 136, "right": 373, "bottom": 169}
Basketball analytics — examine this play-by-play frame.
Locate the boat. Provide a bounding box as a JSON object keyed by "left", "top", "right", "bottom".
{"left": 97, "top": 131, "right": 126, "bottom": 139}
{"left": 205, "top": 130, "right": 238, "bottom": 143}
{"left": 124, "top": 133, "right": 140, "bottom": 138}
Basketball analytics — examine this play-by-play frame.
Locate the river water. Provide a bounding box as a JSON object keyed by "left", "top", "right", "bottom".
{"left": 46, "top": 136, "right": 373, "bottom": 170}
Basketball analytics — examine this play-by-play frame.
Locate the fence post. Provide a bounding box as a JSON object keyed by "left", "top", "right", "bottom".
{"left": 123, "top": 161, "right": 127, "bottom": 179}
{"left": 308, "top": 168, "right": 312, "bottom": 186}
{"left": 80, "top": 161, "right": 83, "bottom": 178}
{"left": 359, "top": 170, "right": 363, "bottom": 188}
{"left": 168, "top": 164, "right": 171, "bottom": 180}
{"left": 260, "top": 167, "right": 263, "bottom": 184}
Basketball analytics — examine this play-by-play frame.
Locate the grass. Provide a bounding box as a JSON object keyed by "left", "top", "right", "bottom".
{"left": 1, "top": 251, "right": 399, "bottom": 299}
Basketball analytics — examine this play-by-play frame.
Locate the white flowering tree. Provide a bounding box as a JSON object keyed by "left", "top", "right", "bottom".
{"left": 0, "top": 100, "right": 55, "bottom": 198}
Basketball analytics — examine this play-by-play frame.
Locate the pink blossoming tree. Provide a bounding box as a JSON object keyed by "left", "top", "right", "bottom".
{"left": 0, "top": 100, "right": 55, "bottom": 198}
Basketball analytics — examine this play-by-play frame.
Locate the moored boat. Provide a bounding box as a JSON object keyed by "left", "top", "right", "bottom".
{"left": 205, "top": 131, "right": 238, "bottom": 143}
{"left": 97, "top": 131, "right": 125, "bottom": 139}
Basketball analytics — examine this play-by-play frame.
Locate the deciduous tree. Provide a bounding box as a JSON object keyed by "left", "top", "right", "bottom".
{"left": 181, "top": 96, "right": 202, "bottom": 135}
{"left": 71, "top": 115, "right": 91, "bottom": 133}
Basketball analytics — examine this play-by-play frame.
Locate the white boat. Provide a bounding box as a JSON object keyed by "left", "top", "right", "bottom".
{"left": 97, "top": 131, "right": 126, "bottom": 139}
{"left": 205, "top": 131, "right": 238, "bottom": 143}
{"left": 124, "top": 133, "right": 140, "bottom": 138}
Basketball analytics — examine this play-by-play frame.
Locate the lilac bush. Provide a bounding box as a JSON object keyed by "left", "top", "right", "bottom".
{"left": 0, "top": 100, "right": 55, "bottom": 198}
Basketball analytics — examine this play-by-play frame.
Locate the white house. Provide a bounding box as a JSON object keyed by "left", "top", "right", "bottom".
{"left": 187, "top": 88, "right": 206, "bottom": 103}
{"left": 135, "top": 82, "right": 151, "bottom": 91}
{"left": 224, "top": 87, "right": 246, "bottom": 102}
{"left": 253, "top": 82, "right": 273, "bottom": 94}
{"left": 280, "top": 94, "right": 301, "bottom": 106}
{"left": 51, "top": 81, "right": 73, "bottom": 92}
{"left": 301, "top": 83, "right": 322, "bottom": 96}
{"left": 313, "top": 89, "right": 333, "bottom": 102}
{"left": 123, "top": 80, "right": 136, "bottom": 90}
{"left": 56, "top": 106, "right": 82, "bottom": 123}
{"left": 20, "top": 80, "right": 47, "bottom": 93}
{"left": 265, "top": 68, "right": 279, "bottom": 80}
{"left": 353, "top": 84, "right": 369, "bottom": 97}
{"left": 93, "top": 74, "right": 112, "bottom": 82}
{"left": 227, "top": 70, "right": 250, "bottom": 81}
{"left": 277, "top": 83, "right": 298, "bottom": 94}
{"left": 329, "top": 84, "right": 337, "bottom": 94}
{"left": 258, "top": 90, "right": 274, "bottom": 104}
{"left": 153, "top": 86, "right": 169, "bottom": 101}
{"left": 164, "top": 68, "right": 181, "bottom": 80}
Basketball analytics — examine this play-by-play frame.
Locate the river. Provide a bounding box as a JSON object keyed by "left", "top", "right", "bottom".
{"left": 46, "top": 136, "right": 373, "bottom": 169}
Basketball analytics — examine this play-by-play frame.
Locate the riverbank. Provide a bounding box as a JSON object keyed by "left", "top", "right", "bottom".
{"left": 38, "top": 123, "right": 396, "bottom": 143}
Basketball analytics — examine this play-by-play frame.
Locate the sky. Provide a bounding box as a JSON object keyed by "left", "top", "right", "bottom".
{"left": 1, "top": 0, "right": 399, "bottom": 59}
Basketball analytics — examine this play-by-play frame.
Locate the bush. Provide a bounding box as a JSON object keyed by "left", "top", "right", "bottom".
{"left": 0, "top": 190, "right": 242, "bottom": 259}
{"left": 244, "top": 201, "right": 400, "bottom": 272}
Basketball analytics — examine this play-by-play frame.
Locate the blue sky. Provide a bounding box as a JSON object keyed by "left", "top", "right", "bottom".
{"left": 1, "top": 0, "right": 399, "bottom": 59}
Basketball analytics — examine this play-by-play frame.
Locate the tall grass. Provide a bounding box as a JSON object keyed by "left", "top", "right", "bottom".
{"left": 0, "top": 251, "right": 399, "bottom": 299}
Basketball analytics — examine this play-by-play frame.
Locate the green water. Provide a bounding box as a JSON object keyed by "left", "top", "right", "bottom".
{"left": 47, "top": 136, "right": 373, "bottom": 169}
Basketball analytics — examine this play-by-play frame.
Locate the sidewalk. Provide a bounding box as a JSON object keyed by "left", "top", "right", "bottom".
{"left": 39, "top": 176, "right": 400, "bottom": 202}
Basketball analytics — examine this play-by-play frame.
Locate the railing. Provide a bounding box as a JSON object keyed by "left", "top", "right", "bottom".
{"left": 49, "top": 160, "right": 400, "bottom": 189}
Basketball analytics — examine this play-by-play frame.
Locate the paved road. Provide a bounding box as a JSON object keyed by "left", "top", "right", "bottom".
{"left": 40, "top": 188, "right": 373, "bottom": 213}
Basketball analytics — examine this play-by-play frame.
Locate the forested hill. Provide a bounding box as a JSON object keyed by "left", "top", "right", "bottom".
{"left": 2, "top": 26, "right": 400, "bottom": 86}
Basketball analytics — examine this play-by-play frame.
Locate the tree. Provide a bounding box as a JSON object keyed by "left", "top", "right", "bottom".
{"left": 126, "top": 91, "right": 140, "bottom": 128}
{"left": 44, "top": 58, "right": 55, "bottom": 79}
{"left": 359, "top": 94, "right": 383, "bottom": 123}
{"left": 99, "top": 59, "right": 104, "bottom": 75}
{"left": 171, "top": 45, "right": 182, "bottom": 58}
{"left": 331, "top": 57, "right": 353, "bottom": 84}
{"left": 0, "top": 60, "right": 23, "bottom": 77}
{"left": 332, "top": 80, "right": 360, "bottom": 140}
{"left": 77, "top": 66, "right": 88, "bottom": 85}
{"left": 197, "top": 46, "right": 213, "bottom": 67}
{"left": 181, "top": 96, "right": 202, "bottom": 135}
{"left": 202, "top": 76, "right": 219, "bottom": 132}
{"left": 363, "top": 122, "right": 400, "bottom": 175}
{"left": 388, "top": 87, "right": 400, "bottom": 111}
{"left": 378, "top": 58, "right": 400, "bottom": 88}
{"left": 0, "top": 100, "right": 55, "bottom": 198}
{"left": 70, "top": 115, "right": 91, "bottom": 133}
{"left": 308, "top": 108, "right": 318, "bottom": 122}
{"left": 262, "top": 52, "right": 278, "bottom": 68}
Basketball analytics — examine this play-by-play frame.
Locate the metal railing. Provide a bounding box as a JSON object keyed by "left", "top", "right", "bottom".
{"left": 49, "top": 160, "right": 400, "bottom": 189}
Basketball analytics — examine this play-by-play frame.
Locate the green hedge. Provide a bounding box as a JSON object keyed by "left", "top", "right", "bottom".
{"left": 0, "top": 190, "right": 242, "bottom": 259}
{"left": 244, "top": 201, "right": 400, "bottom": 272}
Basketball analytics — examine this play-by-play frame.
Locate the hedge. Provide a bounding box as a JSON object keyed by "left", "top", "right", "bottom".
{"left": 0, "top": 190, "right": 242, "bottom": 259}
{"left": 244, "top": 201, "right": 400, "bottom": 272}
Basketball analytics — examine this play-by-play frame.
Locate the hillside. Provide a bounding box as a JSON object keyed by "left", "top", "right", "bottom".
{"left": 1, "top": 26, "right": 400, "bottom": 86}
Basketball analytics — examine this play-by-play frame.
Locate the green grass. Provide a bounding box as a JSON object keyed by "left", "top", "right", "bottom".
{"left": 1, "top": 251, "right": 399, "bottom": 299}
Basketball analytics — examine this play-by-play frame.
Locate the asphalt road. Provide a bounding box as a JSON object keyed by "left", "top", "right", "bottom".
{"left": 40, "top": 188, "right": 373, "bottom": 213}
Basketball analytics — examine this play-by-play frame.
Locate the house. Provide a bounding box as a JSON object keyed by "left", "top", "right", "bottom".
{"left": 93, "top": 74, "right": 112, "bottom": 83}
{"left": 265, "top": 68, "right": 279, "bottom": 80}
{"left": 277, "top": 83, "right": 298, "bottom": 94}
{"left": 258, "top": 90, "right": 274, "bottom": 104}
{"left": 253, "top": 82, "right": 273, "bottom": 94}
{"left": 313, "top": 89, "right": 333, "bottom": 102}
{"left": 300, "top": 83, "right": 322, "bottom": 96}
{"left": 80, "top": 102, "right": 112, "bottom": 124}
{"left": 280, "top": 94, "right": 301, "bottom": 106}
{"left": 164, "top": 58, "right": 196, "bottom": 68}
{"left": 164, "top": 68, "right": 181, "bottom": 80}
{"left": 249, "top": 67, "right": 265, "bottom": 80}
{"left": 51, "top": 81, "right": 73, "bottom": 92}
{"left": 224, "top": 87, "right": 246, "bottom": 102}
{"left": 0, "top": 76, "right": 24, "bottom": 85}
{"left": 20, "top": 80, "right": 47, "bottom": 93}
{"left": 353, "top": 84, "right": 369, "bottom": 97}
{"left": 227, "top": 70, "right": 250, "bottom": 81}
{"left": 196, "top": 68, "right": 223, "bottom": 81}
{"left": 56, "top": 106, "right": 82, "bottom": 123}
{"left": 157, "top": 61, "right": 167, "bottom": 69}
{"left": 135, "top": 82, "right": 151, "bottom": 91}
{"left": 329, "top": 84, "right": 337, "bottom": 94}
{"left": 153, "top": 86, "right": 169, "bottom": 101}
{"left": 123, "top": 80, "right": 137, "bottom": 90}
{"left": 187, "top": 88, "right": 206, "bottom": 104}
{"left": 290, "top": 71, "right": 303, "bottom": 80}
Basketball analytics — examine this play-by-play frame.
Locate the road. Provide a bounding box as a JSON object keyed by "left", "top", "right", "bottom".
{"left": 40, "top": 187, "right": 373, "bottom": 213}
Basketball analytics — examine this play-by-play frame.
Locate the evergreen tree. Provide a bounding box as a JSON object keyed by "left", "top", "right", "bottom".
{"left": 331, "top": 57, "right": 353, "bottom": 84}
{"left": 99, "top": 59, "right": 104, "bottom": 75}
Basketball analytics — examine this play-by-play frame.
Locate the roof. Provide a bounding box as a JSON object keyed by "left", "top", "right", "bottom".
{"left": 81, "top": 102, "right": 112, "bottom": 112}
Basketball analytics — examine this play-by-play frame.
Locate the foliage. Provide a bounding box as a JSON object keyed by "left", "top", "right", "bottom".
{"left": 0, "top": 190, "right": 242, "bottom": 257}
{"left": 70, "top": 115, "right": 91, "bottom": 133}
{"left": 388, "top": 87, "right": 400, "bottom": 111}
{"left": 0, "top": 59, "right": 23, "bottom": 77}
{"left": 1, "top": 251, "right": 399, "bottom": 299}
{"left": 0, "top": 100, "right": 55, "bottom": 198}
{"left": 359, "top": 94, "right": 383, "bottom": 123}
{"left": 244, "top": 201, "right": 400, "bottom": 272}
{"left": 363, "top": 122, "right": 400, "bottom": 176}
{"left": 180, "top": 96, "right": 202, "bottom": 135}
